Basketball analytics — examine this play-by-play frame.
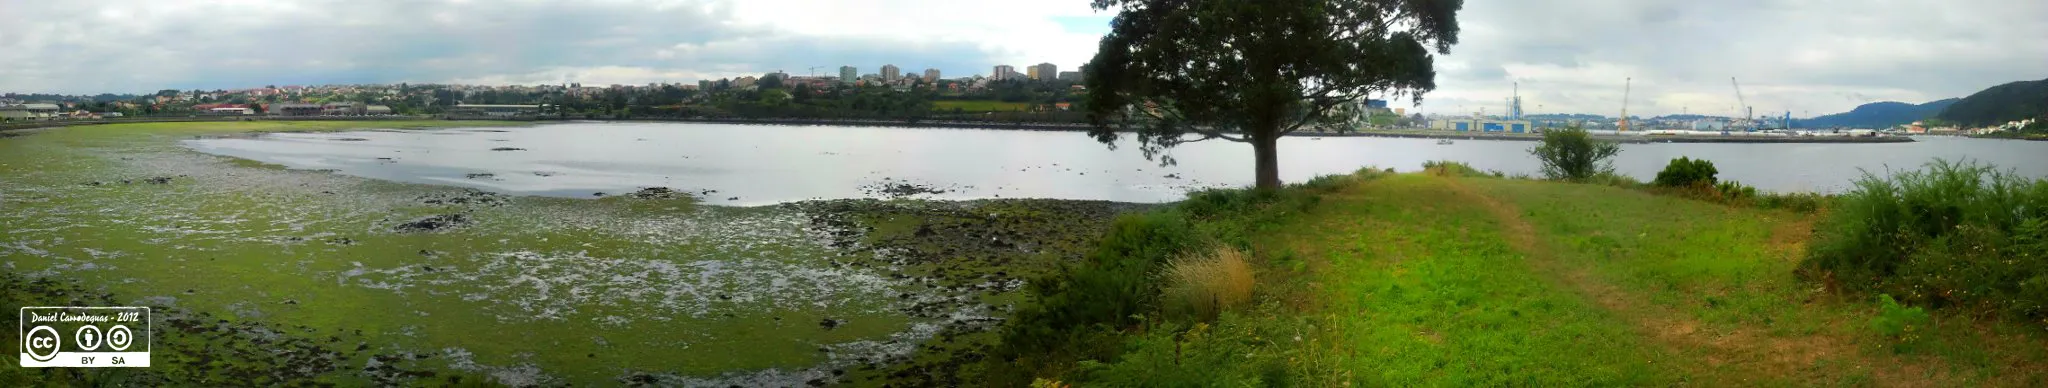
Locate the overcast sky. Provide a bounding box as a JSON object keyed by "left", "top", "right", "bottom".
{"left": 2, "top": 0, "right": 2042, "bottom": 117}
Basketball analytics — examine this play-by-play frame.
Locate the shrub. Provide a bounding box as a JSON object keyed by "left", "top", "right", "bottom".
{"left": 1161, "top": 247, "right": 1255, "bottom": 321}
{"left": 1585, "top": 171, "right": 1642, "bottom": 188}
{"left": 1652, "top": 157, "right": 1719, "bottom": 187}
{"left": 1299, "top": 167, "right": 1393, "bottom": 193}
{"left": 1715, "top": 180, "right": 1757, "bottom": 200}
{"left": 1800, "top": 159, "right": 2048, "bottom": 323}
{"left": 998, "top": 210, "right": 1200, "bottom": 355}
{"left": 1530, "top": 126, "right": 1621, "bottom": 181}
{"left": 1422, "top": 160, "right": 1486, "bottom": 177}
{"left": 1753, "top": 192, "right": 1830, "bottom": 213}
{"left": 1870, "top": 294, "right": 1931, "bottom": 349}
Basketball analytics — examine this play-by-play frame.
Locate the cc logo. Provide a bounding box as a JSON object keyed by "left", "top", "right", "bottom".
{"left": 24, "top": 326, "right": 60, "bottom": 362}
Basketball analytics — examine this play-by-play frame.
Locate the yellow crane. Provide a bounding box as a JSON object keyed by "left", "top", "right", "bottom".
{"left": 1619, "top": 77, "right": 1631, "bottom": 132}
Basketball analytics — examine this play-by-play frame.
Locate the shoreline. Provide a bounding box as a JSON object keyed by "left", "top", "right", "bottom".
{"left": 6, "top": 115, "right": 1920, "bottom": 144}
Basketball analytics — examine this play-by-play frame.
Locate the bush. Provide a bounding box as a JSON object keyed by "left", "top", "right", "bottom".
{"left": 1753, "top": 192, "right": 1830, "bottom": 213}
{"left": 1161, "top": 247, "right": 1255, "bottom": 321}
{"left": 1715, "top": 180, "right": 1757, "bottom": 200}
{"left": 1001, "top": 210, "right": 1200, "bottom": 352}
{"left": 1530, "top": 126, "right": 1621, "bottom": 181}
{"left": 1652, "top": 157, "right": 1719, "bottom": 187}
{"left": 1800, "top": 159, "right": 2048, "bottom": 323}
{"left": 1585, "top": 171, "right": 1642, "bottom": 188}
{"left": 1422, "top": 160, "right": 1486, "bottom": 177}
{"left": 1297, "top": 167, "right": 1388, "bottom": 193}
{"left": 1870, "top": 294, "right": 1931, "bottom": 345}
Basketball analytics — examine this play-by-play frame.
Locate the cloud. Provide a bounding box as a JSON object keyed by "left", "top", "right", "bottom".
{"left": 0, "top": 0, "right": 1106, "bottom": 93}
{"left": 2, "top": 0, "right": 2040, "bottom": 118}
{"left": 1416, "top": 0, "right": 2048, "bottom": 117}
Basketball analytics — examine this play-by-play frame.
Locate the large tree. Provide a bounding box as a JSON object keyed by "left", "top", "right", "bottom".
{"left": 1083, "top": 0, "right": 1462, "bottom": 189}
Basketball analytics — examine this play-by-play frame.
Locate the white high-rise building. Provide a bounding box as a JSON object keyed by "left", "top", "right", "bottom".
{"left": 1032, "top": 63, "right": 1058, "bottom": 81}
{"left": 882, "top": 65, "right": 901, "bottom": 81}
{"left": 839, "top": 66, "right": 857, "bottom": 84}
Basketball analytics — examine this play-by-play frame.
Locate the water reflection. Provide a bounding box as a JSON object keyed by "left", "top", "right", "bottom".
{"left": 183, "top": 122, "right": 2048, "bottom": 204}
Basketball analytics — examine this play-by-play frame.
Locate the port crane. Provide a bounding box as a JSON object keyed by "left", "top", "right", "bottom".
{"left": 1618, "top": 77, "right": 1631, "bottom": 132}
{"left": 1731, "top": 77, "right": 1754, "bottom": 132}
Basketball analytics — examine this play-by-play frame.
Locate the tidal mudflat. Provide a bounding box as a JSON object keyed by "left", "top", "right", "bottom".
{"left": 0, "top": 121, "right": 1138, "bottom": 386}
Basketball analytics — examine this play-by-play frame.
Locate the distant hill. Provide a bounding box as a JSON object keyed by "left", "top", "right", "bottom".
{"left": 1936, "top": 78, "right": 2048, "bottom": 126}
{"left": 1800, "top": 99, "right": 1957, "bottom": 129}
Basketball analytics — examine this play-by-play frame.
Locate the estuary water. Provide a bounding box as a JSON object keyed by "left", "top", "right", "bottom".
{"left": 183, "top": 122, "right": 2048, "bottom": 204}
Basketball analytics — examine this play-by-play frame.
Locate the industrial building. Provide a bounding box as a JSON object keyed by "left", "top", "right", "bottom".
{"left": 0, "top": 103, "right": 63, "bottom": 120}
{"left": 270, "top": 103, "right": 324, "bottom": 116}
{"left": 449, "top": 104, "right": 542, "bottom": 118}
{"left": 1430, "top": 118, "right": 1535, "bottom": 133}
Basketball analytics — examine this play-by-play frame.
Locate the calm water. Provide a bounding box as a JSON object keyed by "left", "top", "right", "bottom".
{"left": 183, "top": 122, "right": 2048, "bottom": 204}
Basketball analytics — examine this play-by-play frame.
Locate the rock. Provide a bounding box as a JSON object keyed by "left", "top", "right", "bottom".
{"left": 819, "top": 318, "right": 840, "bottom": 330}
{"left": 393, "top": 214, "right": 470, "bottom": 233}
{"left": 627, "top": 187, "right": 691, "bottom": 200}
{"left": 489, "top": 147, "right": 526, "bottom": 151}
{"left": 464, "top": 173, "right": 494, "bottom": 179}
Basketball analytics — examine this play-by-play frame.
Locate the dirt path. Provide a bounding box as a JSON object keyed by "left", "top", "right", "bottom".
{"left": 1435, "top": 176, "right": 1947, "bottom": 387}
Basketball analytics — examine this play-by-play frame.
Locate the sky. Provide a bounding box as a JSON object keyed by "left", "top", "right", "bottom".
{"left": 1, "top": 0, "right": 2043, "bottom": 117}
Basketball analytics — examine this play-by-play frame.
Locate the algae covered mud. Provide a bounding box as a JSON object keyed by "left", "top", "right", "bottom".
{"left": 0, "top": 121, "right": 1141, "bottom": 386}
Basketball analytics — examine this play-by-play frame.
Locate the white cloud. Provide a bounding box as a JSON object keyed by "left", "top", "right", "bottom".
{"left": 1, "top": 0, "right": 2041, "bottom": 119}
{"left": 1416, "top": 0, "right": 2048, "bottom": 117}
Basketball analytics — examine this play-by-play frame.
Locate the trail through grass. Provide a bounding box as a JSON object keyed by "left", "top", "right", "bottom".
{"left": 1069, "top": 171, "right": 2048, "bottom": 386}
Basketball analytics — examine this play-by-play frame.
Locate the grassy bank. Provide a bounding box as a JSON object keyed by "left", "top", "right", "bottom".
{"left": 0, "top": 121, "right": 1137, "bottom": 386}
{"left": 992, "top": 165, "right": 2048, "bottom": 386}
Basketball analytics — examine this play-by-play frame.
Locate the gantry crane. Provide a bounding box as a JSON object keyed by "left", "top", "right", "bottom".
{"left": 1619, "top": 77, "right": 1631, "bottom": 132}
{"left": 1732, "top": 77, "right": 1753, "bottom": 132}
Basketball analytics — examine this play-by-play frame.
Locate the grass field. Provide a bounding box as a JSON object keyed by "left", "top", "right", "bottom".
{"left": 1053, "top": 172, "right": 2048, "bottom": 386}
{"left": 933, "top": 100, "right": 1034, "bottom": 112}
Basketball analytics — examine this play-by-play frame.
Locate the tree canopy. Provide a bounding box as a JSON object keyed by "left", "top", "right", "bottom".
{"left": 1083, "top": 0, "right": 1462, "bottom": 188}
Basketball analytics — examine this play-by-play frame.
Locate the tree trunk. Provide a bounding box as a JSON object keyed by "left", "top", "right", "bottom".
{"left": 1252, "top": 133, "right": 1282, "bottom": 189}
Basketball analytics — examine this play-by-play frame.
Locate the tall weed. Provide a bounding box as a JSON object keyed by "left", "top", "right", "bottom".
{"left": 1161, "top": 247, "right": 1255, "bottom": 321}
{"left": 1801, "top": 159, "right": 2048, "bottom": 322}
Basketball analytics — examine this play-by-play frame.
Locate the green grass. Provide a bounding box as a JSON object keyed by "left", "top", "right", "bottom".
{"left": 933, "top": 100, "right": 1035, "bottom": 112}
{"left": 1015, "top": 170, "right": 2048, "bottom": 386}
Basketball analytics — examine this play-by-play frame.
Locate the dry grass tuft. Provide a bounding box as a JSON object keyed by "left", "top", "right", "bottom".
{"left": 1162, "top": 246, "right": 1256, "bottom": 320}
